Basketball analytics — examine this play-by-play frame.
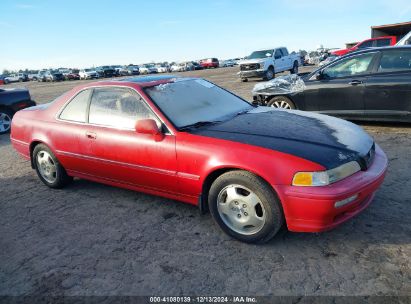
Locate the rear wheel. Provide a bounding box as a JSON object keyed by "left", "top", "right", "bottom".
{"left": 0, "top": 109, "right": 13, "bottom": 134}
{"left": 267, "top": 96, "right": 295, "bottom": 109}
{"left": 208, "top": 170, "right": 284, "bottom": 243}
{"left": 33, "top": 144, "right": 73, "bottom": 188}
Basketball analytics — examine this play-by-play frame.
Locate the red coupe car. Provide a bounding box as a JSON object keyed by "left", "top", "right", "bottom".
{"left": 332, "top": 36, "right": 397, "bottom": 56}
{"left": 10, "top": 76, "right": 388, "bottom": 243}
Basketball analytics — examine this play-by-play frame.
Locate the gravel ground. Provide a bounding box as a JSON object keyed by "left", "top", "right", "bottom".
{"left": 0, "top": 67, "right": 410, "bottom": 298}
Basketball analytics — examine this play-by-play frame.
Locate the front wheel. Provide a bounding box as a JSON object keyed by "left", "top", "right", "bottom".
{"left": 241, "top": 78, "right": 248, "bottom": 82}
{"left": 33, "top": 144, "right": 73, "bottom": 188}
{"left": 291, "top": 61, "right": 298, "bottom": 74}
{"left": 209, "top": 170, "right": 284, "bottom": 243}
{"left": 267, "top": 96, "right": 295, "bottom": 109}
{"left": 264, "top": 67, "right": 274, "bottom": 81}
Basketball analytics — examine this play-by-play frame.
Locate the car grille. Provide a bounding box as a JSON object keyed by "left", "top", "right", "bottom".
{"left": 359, "top": 144, "right": 375, "bottom": 170}
{"left": 240, "top": 64, "right": 260, "bottom": 71}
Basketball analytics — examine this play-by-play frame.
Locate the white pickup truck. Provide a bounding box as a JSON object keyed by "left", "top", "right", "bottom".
{"left": 239, "top": 47, "right": 300, "bottom": 82}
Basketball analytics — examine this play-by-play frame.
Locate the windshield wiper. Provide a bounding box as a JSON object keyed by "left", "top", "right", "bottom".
{"left": 179, "top": 120, "right": 222, "bottom": 131}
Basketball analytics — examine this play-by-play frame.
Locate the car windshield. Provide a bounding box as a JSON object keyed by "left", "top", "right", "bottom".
{"left": 248, "top": 50, "right": 273, "bottom": 59}
{"left": 145, "top": 79, "right": 253, "bottom": 129}
{"left": 85, "top": 69, "right": 93, "bottom": 72}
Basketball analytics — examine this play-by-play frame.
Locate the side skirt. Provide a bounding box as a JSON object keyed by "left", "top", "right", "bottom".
{"left": 66, "top": 170, "right": 199, "bottom": 206}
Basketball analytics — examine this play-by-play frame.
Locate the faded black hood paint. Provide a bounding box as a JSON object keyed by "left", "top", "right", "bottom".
{"left": 190, "top": 107, "right": 374, "bottom": 170}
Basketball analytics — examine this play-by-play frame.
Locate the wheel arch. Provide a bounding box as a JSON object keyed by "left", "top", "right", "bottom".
{"left": 199, "top": 166, "right": 282, "bottom": 215}
{"left": 0, "top": 105, "right": 14, "bottom": 114}
{"left": 29, "top": 140, "right": 48, "bottom": 169}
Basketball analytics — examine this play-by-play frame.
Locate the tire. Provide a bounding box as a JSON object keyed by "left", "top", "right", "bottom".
{"left": 264, "top": 67, "right": 274, "bottom": 81}
{"left": 208, "top": 170, "right": 284, "bottom": 243}
{"left": 267, "top": 96, "right": 296, "bottom": 109}
{"left": 0, "top": 108, "right": 13, "bottom": 134}
{"left": 290, "top": 61, "right": 298, "bottom": 74}
{"left": 241, "top": 78, "right": 248, "bottom": 82}
{"left": 4, "top": 79, "right": 9, "bottom": 84}
{"left": 33, "top": 144, "right": 73, "bottom": 189}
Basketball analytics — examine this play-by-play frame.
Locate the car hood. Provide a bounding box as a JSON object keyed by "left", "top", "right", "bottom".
{"left": 190, "top": 107, "right": 374, "bottom": 170}
{"left": 239, "top": 59, "right": 267, "bottom": 65}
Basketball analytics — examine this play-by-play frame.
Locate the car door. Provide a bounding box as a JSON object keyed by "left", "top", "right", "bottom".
{"left": 53, "top": 88, "right": 94, "bottom": 173}
{"left": 273, "top": 49, "right": 285, "bottom": 73}
{"left": 306, "top": 51, "right": 378, "bottom": 117}
{"left": 81, "top": 86, "right": 179, "bottom": 194}
{"left": 364, "top": 49, "right": 411, "bottom": 118}
{"left": 281, "top": 47, "right": 292, "bottom": 70}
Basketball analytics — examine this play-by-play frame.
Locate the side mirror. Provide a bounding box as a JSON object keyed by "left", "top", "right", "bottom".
{"left": 135, "top": 119, "right": 163, "bottom": 138}
{"left": 316, "top": 71, "right": 324, "bottom": 80}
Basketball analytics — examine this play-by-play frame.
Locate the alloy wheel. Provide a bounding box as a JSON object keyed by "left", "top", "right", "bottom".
{"left": 266, "top": 69, "right": 274, "bottom": 80}
{"left": 217, "top": 184, "right": 266, "bottom": 235}
{"left": 270, "top": 100, "right": 292, "bottom": 109}
{"left": 0, "top": 112, "right": 12, "bottom": 133}
{"left": 36, "top": 151, "right": 57, "bottom": 183}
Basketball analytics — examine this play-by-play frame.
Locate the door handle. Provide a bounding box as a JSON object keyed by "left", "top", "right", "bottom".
{"left": 85, "top": 131, "right": 97, "bottom": 139}
{"left": 349, "top": 80, "right": 363, "bottom": 86}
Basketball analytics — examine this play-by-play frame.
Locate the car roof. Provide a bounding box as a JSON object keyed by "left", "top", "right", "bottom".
{"left": 84, "top": 75, "right": 193, "bottom": 89}
{"left": 349, "top": 45, "right": 411, "bottom": 55}
{"left": 255, "top": 47, "right": 285, "bottom": 51}
{"left": 120, "top": 75, "right": 178, "bottom": 84}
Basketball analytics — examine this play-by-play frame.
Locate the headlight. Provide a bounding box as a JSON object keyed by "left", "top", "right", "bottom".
{"left": 292, "top": 161, "right": 361, "bottom": 186}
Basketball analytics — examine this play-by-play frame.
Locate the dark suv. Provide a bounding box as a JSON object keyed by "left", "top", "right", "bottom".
{"left": 96, "top": 66, "right": 116, "bottom": 78}
{"left": 37, "top": 70, "right": 64, "bottom": 82}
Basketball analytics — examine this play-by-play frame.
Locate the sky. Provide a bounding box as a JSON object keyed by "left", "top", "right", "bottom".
{"left": 1, "top": 0, "right": 410, "bottom": 72}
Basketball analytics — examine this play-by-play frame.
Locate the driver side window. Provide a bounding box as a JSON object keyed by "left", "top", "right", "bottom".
{"left": 88, "top": 88, "right": 158, "bottom": 129}
{"left": 274, "top": 49, "right": 282, "bottom": 59}
{"left": 323, "top": 53, "right": 375, "bottom": 78}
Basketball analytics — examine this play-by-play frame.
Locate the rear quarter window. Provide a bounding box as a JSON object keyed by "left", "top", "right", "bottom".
{"left": 59, "top": 89, "right": 91, "bottom": 122}
{"left": 378, "top": 50, "right": 411, "bottom": 73}
{"left": 375, "top": 39, "right": 391, "bottom": 47}
{"left": 358, "top": 40, "right": 373, "bottom": 49}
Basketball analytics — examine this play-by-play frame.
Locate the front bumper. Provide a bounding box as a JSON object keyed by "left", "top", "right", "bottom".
{"left": 276, "top": 144, "right": 388, "bottom": 232}
{"left": 239, "top": 69, "right": 265, "bottom": 78}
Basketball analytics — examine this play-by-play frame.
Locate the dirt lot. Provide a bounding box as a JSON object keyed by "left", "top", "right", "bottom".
{"left": 0, "top": 67, "right": 410, "bottom": 298}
